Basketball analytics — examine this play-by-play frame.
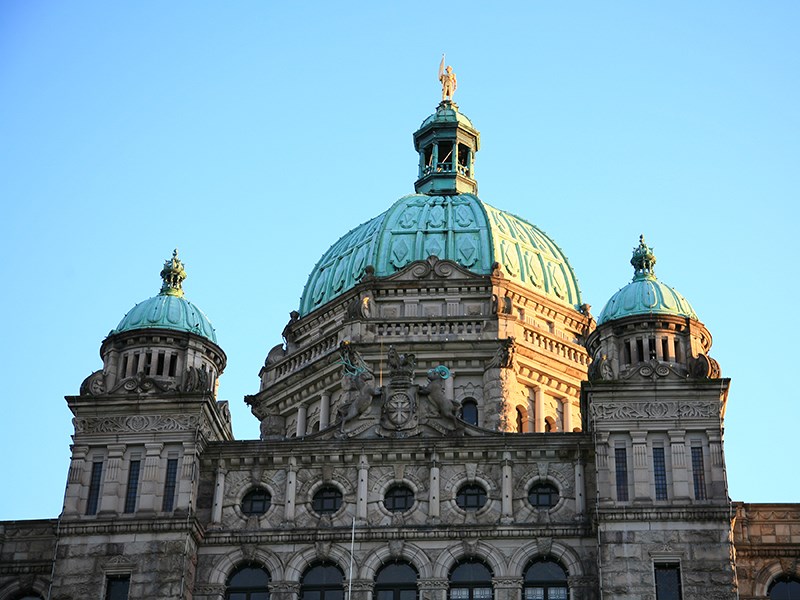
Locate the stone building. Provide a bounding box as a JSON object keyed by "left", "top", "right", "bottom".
{"left": 1, "top": 92, "right": 798, "bottom": 600}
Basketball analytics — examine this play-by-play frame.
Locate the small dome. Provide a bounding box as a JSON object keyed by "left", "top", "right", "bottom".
{"left": 596, "top": 236, "right": 697, "bottom": 325}
{"left": 418, "top": 103, "right": 476, "bottom": 130}
{"left": 112, "top": 250, "right": 218, "bottom": 343}
{"left": 300, "top": 194, "right": 582, "bottom": 315}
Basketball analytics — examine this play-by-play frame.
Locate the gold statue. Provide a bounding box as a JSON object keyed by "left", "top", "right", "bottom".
{"left": 438, "top": 55, "right": 457, "bottom": 101}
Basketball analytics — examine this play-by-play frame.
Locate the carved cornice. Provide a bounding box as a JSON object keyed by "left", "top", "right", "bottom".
{"left": 73, "top": 414, "right": 206, "bottom": 435}
{"left": 589, "top": 400, "right": 720, "bottom": 420}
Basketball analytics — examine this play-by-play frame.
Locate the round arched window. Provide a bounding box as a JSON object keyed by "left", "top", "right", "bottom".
{"left": 524, "top": 559, "right": 568, "bottom": 600}
{"left": 226, "top": 564, "right": 271, "bottom": 600}
{"left": 301, "top": 562, "right": 344, "bottom": 600}
{"left": 312, "top": 485, "right": 343, "bottom": 515}
{"left": 384, "top": 484, "right": 415, "bottom": 513}
{"left": 461, "top": 399, "right": 478, "bottom": 426}
{"left": 242, "top": 488, "right": 271, "bottom": 516}
{"left": 375, "top": 561, "right": 419, "bottom": 600}
{"left": 769, "top": 575, "right": 800, "bottom": 600}
{"left": 528, "top": 482, "right": 559, "bottom": 509}
{"left": 449, "top": 560, "right": 493, "bottom": 600}
{"left": 455, "top": 483, "right": 487, "bottom": 511}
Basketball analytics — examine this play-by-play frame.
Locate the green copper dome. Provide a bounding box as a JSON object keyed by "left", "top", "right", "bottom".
{"left": 112, "top": 250, "right": 218, "bottom": 343}
{"left": 299, "top": 194, "right": 583, "bottom": 315}
{"left": 596, "top": 236, "right": 697, "bottom": 325}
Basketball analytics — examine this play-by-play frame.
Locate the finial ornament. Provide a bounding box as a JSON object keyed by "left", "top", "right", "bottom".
{"left": 630, "top": 234, "right": 657, "bottom": 279}
{"left": 160, "top": 249, "right": 186, "bottom": 297}
{"left": 438, "top": 55, "right": 457, "bottom": 102}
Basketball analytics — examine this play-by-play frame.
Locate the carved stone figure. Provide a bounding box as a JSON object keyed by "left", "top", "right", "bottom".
{"left": 181, "top": 364, "right": 210, "bottom": 393}
{"left": 488, "top": 337, "right": 515, "bottom": 369}
{"left": 337, "top": 371, "right": 380, "bottom": 434}
{"left": 419, "top": 366, "right": 461, "bottom": 432}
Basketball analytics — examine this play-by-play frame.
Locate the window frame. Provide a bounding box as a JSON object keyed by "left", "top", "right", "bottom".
{"left": 528, "top": 482, "right": 560, "bottom": 510}
{"left": 242, "top": 487, "right": 273, "bottom": 516}
{"left": 383, "top": 484, "right": 415, "bottom": 513}
{"left": 653, "top": 562, "right": 683, "bottom": 600}
{"left": 312, "top": 484, "right": 344, "bottom": 516}
{"left": 455, "top": 483, "right": 488, "bottom": 512}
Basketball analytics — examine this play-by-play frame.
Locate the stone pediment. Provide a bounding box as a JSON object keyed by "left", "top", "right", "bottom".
{"left": 382, "top": 255, "right": 484, "bottom": 283}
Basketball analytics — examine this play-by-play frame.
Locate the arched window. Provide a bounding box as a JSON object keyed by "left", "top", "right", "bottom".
{"left": 456, "top": 483, "right": 487, "bottom": 511}
{"left": 516, "top": 406, "right": 529, "bottom": 433}
{"left": 226, "top": 564, "right": 270, "bottom": 600}
{"left": 384, "top": 484, "right": 415, "bottom": 513}
{"left": 524, "top": 559, "right": 569, "bottom": 600}
{"left": 301, "top": 563, "right": 344, "bottom": 600}
{"left": 544, "top": 417, "right": 555, "bottom": 433}
{"left": 450, "top": 560, "right": 493, "bottom": 600}
{"left": 312, "top": 485, "right": 343, "bottom": 515}
{"left": 375, "top": 561, "right": 418, "bottom": 600}
{"left": 769, "top": 575, "right": 800, "bottom": 600}
{"left": 528, "top": 482, "right": 559, "bottom": 509}
{"left": 461, "top": 399, "right": 478, "bottom": 426}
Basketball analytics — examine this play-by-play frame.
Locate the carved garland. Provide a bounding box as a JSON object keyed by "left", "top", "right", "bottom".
{"left": 589, "top": 401, "right": 720, "bottom": 420}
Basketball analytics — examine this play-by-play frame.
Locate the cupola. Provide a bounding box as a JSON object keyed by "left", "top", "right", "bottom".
{"left": 587, "top": 236, "right": 719, "bottom": 381}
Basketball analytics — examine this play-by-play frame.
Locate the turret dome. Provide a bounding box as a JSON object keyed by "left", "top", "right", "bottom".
{"left": 112, "top": 250, "right": 218, "bottom": 343}
{"left": 300, "top": 193, "right": 582, "bottom": 315}
{"left": 596, "top": 236, "right": 697, "bottom": 325}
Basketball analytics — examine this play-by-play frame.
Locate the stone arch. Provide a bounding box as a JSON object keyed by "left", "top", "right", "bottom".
{"left": 507, "top": 540, "right": 584, "bottom": 578}
{"left": 432, "top": 541, "right": 506, "bottom": 579}
{"left": 0, "top": 577, "right": 49, "bottom": 600}
{"left": 284, "top": 544, "right": 353, "bottom": 583}
{"left": 359, "top": 541, "right": 434, "bottom": 579}
{"left": 755, "top": 560, "right": 800, "bottom": 597}
{"left": 204, "top": 547, "right": 284, "bottom": 587}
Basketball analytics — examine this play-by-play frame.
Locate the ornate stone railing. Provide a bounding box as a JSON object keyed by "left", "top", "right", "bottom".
{"left": 375, "top": 319, "right": 484, "bottom": 337}
{"left": 523, "top": 328, "right": 588, "bottom": 366}
{"left": 272, "top": 334, "right": 339, "bottom": 380}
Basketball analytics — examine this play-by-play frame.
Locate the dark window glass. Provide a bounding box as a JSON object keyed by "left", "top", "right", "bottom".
{"left": 162, "top": 458, "right": 179, "bottom": 512}
{"left": 653, "top": 447, "right": 668, "bottom": 501}
{"left": 516, "top": 408, "right": 524, "bottom": 433}
{"left": 528, "top": 483, "right": 559, "bottom": 509}
{"left": 654, "top": 563, "right": 682, "bottom": 600}
{"left": 17, "top": 596, "right": 44, "bottom": 600}
{"left": 312, "top": 486, "right": 343, "bottom": 515}
{"left": 769, "top": 575, "right": 800, "bottom": 600}
{"left": 615, "top": 447, "right": 629, "bottom": 502}
{"left": 524, "top": 559, "right": 569, "bottom": 600}
{"left": 461, "top": 400, "right": 478, "bottom": 426}
{"left": 375, "top": 562, "right": 418, "bottom": 600}
{"left": 384, "top": 485, "right": 414, "bottom": 513}
{"left": 105, "top": 575, "right": 130, "bottom": 600}
{"left": 456, "top": 484, "right": 487, "bottom": 511}
{"left": 301, "top": 563, "right": 344, "bottom": 600}
{"left": 449, "top": 560, "right": 492, "bottom": 600}
{"left": 242, "top": 488, "right": 272, "bottom": 516}
{"left": 226, "top": 564, "right": 270, "bottom": 600}
{"left": 124, "top": 460, "right": 141, "bottom": 513}
{"left": 691, "top": 447, "right": 706, "bottom": 500}
{"left": 87, "top": 461, "right": 104, "bottom": 515}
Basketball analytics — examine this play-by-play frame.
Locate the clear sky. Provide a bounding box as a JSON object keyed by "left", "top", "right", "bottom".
{"left": 1, "top": 1, "right": 798, "bottom": 520}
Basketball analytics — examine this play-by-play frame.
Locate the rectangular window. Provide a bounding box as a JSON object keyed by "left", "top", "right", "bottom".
{"left": 105, "top": 575, "right": 130, "bottom": 600}
{"left": 124, "top": 460, "right": 141, "bottom": 513}
{"left": 162, "top": 458, "right": 179, "bottom": 512}
{"left": 654, "top": 563, "right": 682, "bottom": 600}
{"left": 653, "top": 447, "right": 668, "bottom": 500}
{"left": 691, "top": 446, "right": 707, "bottom": 500}
{"left": 86, "top": 460, "right": 104, "bottom": 515}
{"left": 615, "top": 447, "right": 629, "bottom": 501}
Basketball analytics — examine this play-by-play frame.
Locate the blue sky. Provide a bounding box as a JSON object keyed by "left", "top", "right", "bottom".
{"left": 1, "top": 2, "right": 798, "bottom": 520}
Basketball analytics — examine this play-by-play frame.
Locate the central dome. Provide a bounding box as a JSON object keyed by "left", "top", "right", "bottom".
{"left": 299, "top": 193, "right": 582, "bottom": 315}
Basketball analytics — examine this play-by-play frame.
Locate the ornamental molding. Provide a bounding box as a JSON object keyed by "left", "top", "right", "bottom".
{"left": 589, "top": 400, "right": 719, "bottom": 420}
{"left": 73, "top": 413, "right": 204, "bottom": 434}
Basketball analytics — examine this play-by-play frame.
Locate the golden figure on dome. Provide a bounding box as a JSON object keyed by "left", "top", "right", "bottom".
{"left": 438, "top": 55, "right": 457, "bottom": 101}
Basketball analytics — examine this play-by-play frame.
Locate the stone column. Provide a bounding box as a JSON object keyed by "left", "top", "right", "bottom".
{"left": 419, "top": 579, "right": 448, "bottom": 600}
{"left": 270, "top": 582, "right": 300, "bottom": 600}
{"left": 561, "top": 398, "right": 572, "bottom": 433}
{"left": 320, "top": 393, "right": 331, "bottom": 430}
{"left": 285, "top": 457, "right": 297, "bottom": 522}
{"left": 63, "top": 445, "right": 89, "bottom": 516}
{"left": 99, "top": 443, "right": 126, "bottom": 514}
{"left": 211, "top": 459, "right": 227, "bottom": 524}
{"left": 631, "top": 431, "right": 650, "bottom": 501}
{"left": 669, "top": 430, "right": 690, "bottom": 500}
{"left": 574, "top": 456, "right": 585, "bottom": 517}
{"left": 534, "top": 387, "right": 545, "bottom": 432}
{"left": 595, "top": 432, "right": 612, "bottom": 502}
{"left": 350, "top": 580, "right": 373, "bottom": 600}
{"left": 501, "top": 451, "right": 514, "bottom": 522}
{"left": 357, "top": 454, "right": 369, "bottom": 521}
{"left": 429, "top": 452, "right": 440, "bottom": 521}
{"left": 493, "top": 577, "right": 522, "bottom": 600}
{"left": 296, "top": 404, "right": 308, "bottom": 437}
{"left": 177, "top": 441, "right": 197, "bottom": 513}
{"left": 137, "top": 442, "right": 164, "bottom": 513}
{"left": 708, "top": 430, "right": 725, "bottom": 500}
